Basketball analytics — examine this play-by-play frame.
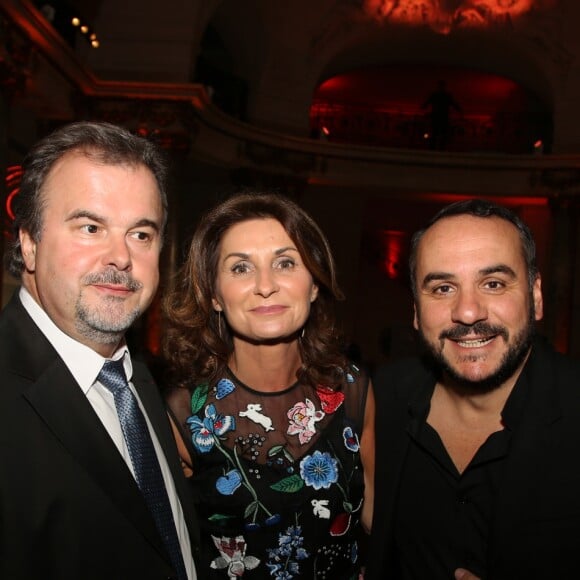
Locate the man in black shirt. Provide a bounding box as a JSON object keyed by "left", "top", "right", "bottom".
{"left": 367, "top": 199, "right": 580, "bottom": 579}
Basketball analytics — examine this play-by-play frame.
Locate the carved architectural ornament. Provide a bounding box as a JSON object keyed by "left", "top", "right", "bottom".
{"left": 362, "top": 0, "right": 557, "bottom": 34}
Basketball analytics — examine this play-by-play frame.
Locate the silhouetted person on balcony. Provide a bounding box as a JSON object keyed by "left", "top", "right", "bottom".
{"left": 422, "top": 80, "right": 462, "bottom": 150}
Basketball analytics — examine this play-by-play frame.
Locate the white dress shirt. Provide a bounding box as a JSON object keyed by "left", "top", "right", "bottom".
{"left": 20, "top": 287, "right": 196, "bottom": 579}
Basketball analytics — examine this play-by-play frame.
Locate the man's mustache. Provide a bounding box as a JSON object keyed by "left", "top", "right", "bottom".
{"left": 439, "top": 322, "right": 508, "bottom": 341}
{"left": 83, "top": 270, "right": 143, "bottom": 292}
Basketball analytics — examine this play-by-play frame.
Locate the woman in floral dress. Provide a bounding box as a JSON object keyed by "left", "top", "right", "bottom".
{"left": 163, "top": 192, "right": 375, "bottom": 579}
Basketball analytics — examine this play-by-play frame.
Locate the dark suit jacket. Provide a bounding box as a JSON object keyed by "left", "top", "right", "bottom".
{"left": 367, "top": 337, "right": 580, "bottom": 579}
{"left": 0, "top": 292, "right": 200, "bottom": 579}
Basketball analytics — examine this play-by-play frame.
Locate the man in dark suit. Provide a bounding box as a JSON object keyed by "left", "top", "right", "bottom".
{"left": 0, "top": 121, "right": 199, "bottom": 579}
{"left": 367, "top": 199, "right": 580, "bottom": 579}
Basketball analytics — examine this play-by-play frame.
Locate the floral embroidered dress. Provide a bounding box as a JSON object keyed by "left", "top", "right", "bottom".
{"left": 168, "top": 364, "right": 369, "bottom": 579}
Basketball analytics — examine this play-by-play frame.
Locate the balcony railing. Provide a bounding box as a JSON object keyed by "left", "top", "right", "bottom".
{"left": 310, "top": 103, "right": 551, "bottom": 154}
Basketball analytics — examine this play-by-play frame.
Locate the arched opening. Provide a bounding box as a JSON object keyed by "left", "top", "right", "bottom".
{"left": 310, "top": 64, "right": 552, "bottom": 153}
{"left": 193, "top": 24, "right": 247, "bottom": 120}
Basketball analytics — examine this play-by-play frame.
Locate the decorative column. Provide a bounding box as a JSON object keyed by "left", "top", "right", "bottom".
{"left": 542, "top": 174, "right": 580, "bottom": 353}
{"left": 570, "top": 205, "right": 580, "bottom": 357}
{"left": 0, "top": 13, "right": 33, "bottom": 304}
{"left": 0, "top": 95, "right": 6, "bottom": 304}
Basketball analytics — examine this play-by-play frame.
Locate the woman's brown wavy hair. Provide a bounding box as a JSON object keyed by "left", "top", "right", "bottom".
{"left": 163, "top": 192, "right": 347, "bottom": 389}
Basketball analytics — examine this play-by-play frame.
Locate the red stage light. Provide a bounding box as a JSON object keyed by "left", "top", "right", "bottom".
{"left": 5, "top": 165, "right": 23, "bottom": 221}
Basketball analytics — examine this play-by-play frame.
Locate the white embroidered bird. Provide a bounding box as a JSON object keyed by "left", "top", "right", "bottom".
{"left": 311, "top": 499, "right": 331, "bottom": 519}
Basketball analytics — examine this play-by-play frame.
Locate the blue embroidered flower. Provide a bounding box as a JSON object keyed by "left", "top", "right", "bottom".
{"left": 187, "top": 403, "right": 235, "bottom": 453}
{"left": 186, "top": 415, "right": 213, "bottom": 453}
{"left": 265, "top": 566, "right": 293, "bottom": 580}
{"left": 299, "top": 451, "right": 338, "bottom": 490}
{"left": 278, "top": 526, "right": 309, "bottom": 560}
{"left": 342, "top": 426, "right": 360, "bottom": 452}
{"left": 266, "top": 525, "right": 309, "bottom": 578}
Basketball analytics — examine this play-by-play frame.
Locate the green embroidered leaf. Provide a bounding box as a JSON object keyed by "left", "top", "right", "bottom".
{"left": 267, "top": 444, "right": 294, "bottom": 464}
{"left": 208, "top": 513, "right": 234, "bottom": 521}
{"left": 190, "top": 383, "right": 209, "bottom": 414}
{"left": 343, "top": 501, "right": 353, "bottom": 513}
{"left": 267, "top": 444, "right": 285, "bottom": 457}
{"left": 244, "top": 501, "right": 259, "bottom": 519}
{"left": 270, "top": 474, "right": 304, "bottom": 493}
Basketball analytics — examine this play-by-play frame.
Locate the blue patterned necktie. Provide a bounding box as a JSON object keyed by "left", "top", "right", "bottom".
{"left": 98, "top": 359, "right": 187, "bottom": 580}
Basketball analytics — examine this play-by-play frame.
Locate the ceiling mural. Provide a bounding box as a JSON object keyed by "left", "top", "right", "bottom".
{"left": 362, "top": 0, "right": 557, "bottom": 34}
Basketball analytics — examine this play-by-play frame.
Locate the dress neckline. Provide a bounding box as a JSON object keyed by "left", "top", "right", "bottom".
{"left": 226, "top": 367, "right": 301, "bottom": 397}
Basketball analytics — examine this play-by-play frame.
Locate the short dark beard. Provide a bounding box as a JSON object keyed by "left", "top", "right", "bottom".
{"left": 418, "top": 310, "right": 536, "bottom": 395}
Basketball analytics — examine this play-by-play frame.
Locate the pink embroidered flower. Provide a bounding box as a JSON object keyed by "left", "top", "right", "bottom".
{"left": 287, "top": 398, "right": 325, "bottom": 444}
{"left": 210, "top": 535, "right": 260, "bottom": 578}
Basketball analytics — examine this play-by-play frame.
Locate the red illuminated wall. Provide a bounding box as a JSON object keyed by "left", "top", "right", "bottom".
{"left": 311, "top": 66, "right": 551, "bottom": 153}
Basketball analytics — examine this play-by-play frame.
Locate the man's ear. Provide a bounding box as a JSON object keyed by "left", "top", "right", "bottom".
{"left": 533, "top": 275, "right": 543, "bottom": 321}
{"left": 413, "top": 303, "right": 419, "bottom": 331}
{"left": 19, "top": 230, "right": 37, "bottom": 272}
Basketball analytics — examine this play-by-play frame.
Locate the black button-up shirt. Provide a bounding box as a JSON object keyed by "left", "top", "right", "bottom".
{"left": 393, "top": 378, "right": 528, "bottom": 579}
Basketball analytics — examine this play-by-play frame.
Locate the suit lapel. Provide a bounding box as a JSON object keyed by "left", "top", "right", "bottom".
{"left": 23, "top": 361, "right": 169, "bottom": 559}
{"left": 4, "top": 293, "right": 197, "bottom": 561}
{"left": 3, "top": 295, "right": 168, "bottom": 561}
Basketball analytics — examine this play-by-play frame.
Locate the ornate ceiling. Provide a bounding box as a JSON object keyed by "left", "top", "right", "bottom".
{"left": 362, "top": 0, "right": 557, "bottom": 34}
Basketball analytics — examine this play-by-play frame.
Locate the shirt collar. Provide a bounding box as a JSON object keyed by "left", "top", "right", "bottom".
{"left": 19, "top": 287, "right": 132, "bottom": 393}
{"left": 500, "top": 356, "right": 530, "bottom": 430}
{"left": 406, "top": 375, "right": 435, "bottom": 436}
{"left": 405, "top": 356, "right": 530, "bottom": 433}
